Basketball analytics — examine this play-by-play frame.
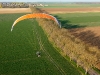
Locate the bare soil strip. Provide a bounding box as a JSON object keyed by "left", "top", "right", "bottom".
{"left": 1, "top": 7, "right": 100, "bottom": 14}
{"left": 42, "top": 8, "right": 100, "bottom": 13}
{"left": 68, "top": 26, "right": 100, "bottom": 49}
{"left": 0, "top": 8, "right": 31, "bottom": 14}
{"left": 69, "top": 26, "right": 100, "bottom": 36}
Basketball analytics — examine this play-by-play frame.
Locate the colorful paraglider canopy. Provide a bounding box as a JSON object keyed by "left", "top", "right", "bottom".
{"left": 11, "top": 13, "right": 59, "bottom": 31}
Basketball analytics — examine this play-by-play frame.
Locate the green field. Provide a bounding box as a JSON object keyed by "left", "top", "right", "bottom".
{"left": 0, "top": 13, "right": 81, "bottom": 75}
{"left": 53, "top": 12, "right": 100, "bottom": 28}
{"left": 41, "top": 3, "right": 100, "bottom": 8}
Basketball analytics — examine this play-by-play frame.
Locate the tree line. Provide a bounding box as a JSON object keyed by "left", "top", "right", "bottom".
{"left": 0, "top": 2, "right": 28, "bottom": 8}
{"left": 0, "top": 2, "right": 44, "bottom": 8}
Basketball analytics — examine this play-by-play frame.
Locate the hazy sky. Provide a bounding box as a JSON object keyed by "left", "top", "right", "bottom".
{"left": 0, "top": 0, "right": 100, "bottom": 2}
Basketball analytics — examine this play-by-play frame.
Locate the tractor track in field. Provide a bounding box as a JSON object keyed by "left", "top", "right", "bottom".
{"left": 38, "top": 37, "right": 66, "bottom": 75}
{"left": 32, "top": 20, "right": 66, "bottom": 75}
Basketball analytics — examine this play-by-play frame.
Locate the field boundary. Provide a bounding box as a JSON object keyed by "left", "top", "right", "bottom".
{"left": 1, "top": 7, "right": 100, "bottom": 14}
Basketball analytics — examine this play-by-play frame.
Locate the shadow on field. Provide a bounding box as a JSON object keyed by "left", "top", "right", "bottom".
{"left": 54, "top": 15, "right": 100, "bottom": 49}
{"left": 54, "top": 15, "right": 86, "bottom": 29}
{"left": 71, "top": 30, "right": 100, "bottom": 49}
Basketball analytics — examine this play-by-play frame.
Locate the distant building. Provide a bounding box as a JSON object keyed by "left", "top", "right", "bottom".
{"left": 44, "top": 4, "right": 48, "bottom": 6}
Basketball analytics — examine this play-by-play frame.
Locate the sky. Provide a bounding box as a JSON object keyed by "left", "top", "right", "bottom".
{"left": 0, "top": 0, "right": 100, "bottom": 2}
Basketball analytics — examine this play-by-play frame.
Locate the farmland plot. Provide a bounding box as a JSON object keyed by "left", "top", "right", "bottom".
{"left": 0, "top": 14, "right": 81, "bottom": 75}
{"left": 53, "top": 13, "right": 100, "bottom": 27}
